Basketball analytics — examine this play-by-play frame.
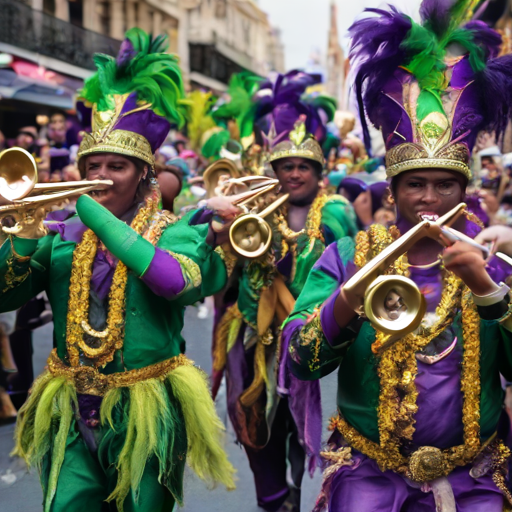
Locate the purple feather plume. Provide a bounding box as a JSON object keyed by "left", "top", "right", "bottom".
{"left": 349, "top": 6, "right": 412, "bottom": 153}
{"left": 465, "top": 20, "right": 502, "bottom": 59}
{"left": 419, "top": 0, "right": 457, "bottom": 34}
{"left": 254, "top": 70, "right": 328, "bottom": 143}
{"left": 116, "top": 39, "right": 137, "bottom": 67}
{"left": 477, "top": 53, "right": 512, "bottom": 139}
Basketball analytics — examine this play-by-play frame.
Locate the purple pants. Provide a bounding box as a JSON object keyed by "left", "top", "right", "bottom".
{"left": 328, "top": 454, "right": 504, "bottom": 512}
{"left": 244, "top": 398, "right": 305, "bottom": 510}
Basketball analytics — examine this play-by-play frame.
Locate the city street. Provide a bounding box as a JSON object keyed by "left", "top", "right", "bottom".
{"left": 0, "top": 299, "right": 338, "bottom": 512}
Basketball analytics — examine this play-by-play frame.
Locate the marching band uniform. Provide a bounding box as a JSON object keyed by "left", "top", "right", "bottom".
{"left": 281, "top": 1, "right": 512, "bottom": 511}
{"left": 2, "top": 29, "right": 234, "bottom": 512}
{"left": 213, "top": 123, "right": 357, "bottom": 511}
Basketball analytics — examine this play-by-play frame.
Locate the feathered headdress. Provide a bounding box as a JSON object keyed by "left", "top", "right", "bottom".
{"left": 211, "top": 71, "right": 263, "bottom": 148}
{"left": 350, "top": 0, "right": 512, "bottom": 179}
{"left": 254, "top": 71, "right": 337, "bottom": 167}
{"left": 77, "top": 28, "right": 188, "bottom": 167}
{"left": 254, "top": 70, "right": 336, "bottom": 144}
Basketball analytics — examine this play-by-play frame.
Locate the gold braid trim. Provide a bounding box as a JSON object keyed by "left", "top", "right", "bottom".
{"left": 48, "top": 348, "right": 191, "bottom": 396}
{"left": 298, "top": 312, "right": 324, "bottom": 373}
{"left": 354, "top": 231, "right": 370, "bottom": 269}
{"left": 3, "top": 256, "right": 31, "bottom": 292}
{"left": 212, "top": 303, "right": 243, "bottom": 372}
{"left": 463, "top": 208, "right": 484, "bottom": 229}
{"left": 335, "top": 224, "right": 484, "bottom": 483}
{"left": 491, "top": 441, "right": 512, "bottom": 505}
{"left": 66, "top": 194, "right": 159, "bottom": 368}
{"left": 3, "top": 236, "right": 32, "bottom": 292}
{"left": 214, "top": 245, "right": 238, "bottom": 278}
{"left": 274, "top": 192, "right": 328, "bottom": 256}
{"left": 166, "top": 251, "right": 202, "bottom": 293}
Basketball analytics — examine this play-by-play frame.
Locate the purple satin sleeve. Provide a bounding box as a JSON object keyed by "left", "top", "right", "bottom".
{"left": 141, "top": 247, "right": 186, "bottom": 299}
{"left": 189, "top": 207, "right": 213, "bottom": 225}
{"left": 320, "top": 289, "right": 344, "bottom": 346}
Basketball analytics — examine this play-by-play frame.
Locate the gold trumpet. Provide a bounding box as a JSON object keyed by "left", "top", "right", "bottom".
{"left": 343, "top": 203, "right": 490, "bottom": 337}
{"left": 215, "top": 175, "right": 289, "bottom": 259}
{"left": 0, "top": 147, "right": 112, "bottom": 223}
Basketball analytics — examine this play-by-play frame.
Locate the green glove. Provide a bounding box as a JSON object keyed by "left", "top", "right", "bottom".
{"left": 76, "top": 195, "right": 155, "bottom": 277}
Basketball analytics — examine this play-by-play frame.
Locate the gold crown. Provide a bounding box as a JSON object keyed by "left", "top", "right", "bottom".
{"left": 385, "top": 111, "right": 471, "bottom": 179}
{"left": 386, "top": 142, "right": 471, "bottom": 179}
{"left": 78, "top": 129, "right": 155, "bottom": 167}
{"left": 77, "top": 94, "right": 155, "bottom": 167}
{"left": 269, "top": 120, "right": 324, "bottom": 166}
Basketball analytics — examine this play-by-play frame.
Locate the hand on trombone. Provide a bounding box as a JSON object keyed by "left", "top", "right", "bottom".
{"left": 2, "top": 205, "right": 51, "bottom": 239}
{"left": 442, "top": 240, "right": 499, "bottom": 297}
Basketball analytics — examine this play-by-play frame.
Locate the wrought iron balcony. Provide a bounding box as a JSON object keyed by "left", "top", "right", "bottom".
{"left": 0, "top": 0, "right": 121, "bottom": 71}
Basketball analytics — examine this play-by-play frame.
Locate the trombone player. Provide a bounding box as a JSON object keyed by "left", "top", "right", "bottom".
{"left": 0, "top": 28, "right": 235, "bottom": 512}
{"left": 281, "top": 1, "right": 512, "bottom": 511}
{"left": 212, "top": 116, "right": 358, "bottom": 512}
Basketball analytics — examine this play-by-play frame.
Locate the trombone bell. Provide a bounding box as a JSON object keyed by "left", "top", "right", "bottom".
{"left": 203, "top": 159, "right": 241, "bottom": 198}
{"left": 0, "top": 147, "right": 38, "bottom": 201}
{"left": 364, "top": 275, "right": 426, "bottom": 336}
{"left": 229, "top": 214, "right": 272, "bottom": 259}
{"left": 229, "top": 193, "right": 290, "bottom": 259}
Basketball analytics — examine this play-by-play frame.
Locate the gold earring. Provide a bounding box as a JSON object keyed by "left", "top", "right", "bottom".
{"left": 388, "top": 195, "right": 395, "bottom": 205}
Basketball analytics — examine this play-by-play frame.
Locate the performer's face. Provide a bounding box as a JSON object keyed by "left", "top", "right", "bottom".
{"left": 84, "top": 153, "right": 147, "bottom": 217}
{"left": 394, "top": 169, "right": 465, "bottom": 227}
{"left": 274, "top": 157, "right": 320, "bottom": 205}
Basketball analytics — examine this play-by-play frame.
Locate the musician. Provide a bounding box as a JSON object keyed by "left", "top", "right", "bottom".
{"left": 281, "top": 2, "right": 512, "bottom": 511}
{"left": 0, "top": 28, "right": 235, "bottom": 512}
{"left": 212, "top": 118, "right": 357, "bottom": 512}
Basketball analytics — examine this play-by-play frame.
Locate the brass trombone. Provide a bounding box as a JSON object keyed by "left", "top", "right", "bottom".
{"left": 0, "top": 147, "right": 112, "bottom": 223}
{"left": 202, "top": 158, "right": 241, "bottom": 199}
{"left": 343, "top": 203, "right": 491, "bottom": 337}
{"left": 213, "top": 175, "right": 289, "bottom": 259}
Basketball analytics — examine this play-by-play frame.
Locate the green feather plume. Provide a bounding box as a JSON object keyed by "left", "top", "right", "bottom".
{"left": 212, "top": 71, "right": 263, "bottom": 139}
{"left": 201, "top": 128, "right": 231, "bottom": 160}
{"left": 401, "top": 0, "right": 487, "bottom": 121}
{"left": 302, "top": 93, "right": 338, "bottom": 123}
{"left": 79, "top": 27, "right": 188, "bottom": 128}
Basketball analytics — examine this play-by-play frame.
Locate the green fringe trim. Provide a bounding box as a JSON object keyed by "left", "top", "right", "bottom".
{"left": 12, "top": 371, "right": 77, "bottom": 512}
{"left": 167, "top": 365, "right": 236, "bottom": 490}
{"left": 101, "top": 379, "right": 185, "bottom": 510}
{"left": 13, "top": 364, "right": 235, "bottom": 512}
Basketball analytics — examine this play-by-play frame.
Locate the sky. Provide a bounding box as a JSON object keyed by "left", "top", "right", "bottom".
{"left": 256, "top": 0, "right": 422, "bottom": 70}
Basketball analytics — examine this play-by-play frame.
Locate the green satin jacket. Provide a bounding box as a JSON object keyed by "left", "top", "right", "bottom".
{"left": 0, "top": 215, "right": 226, "bottom": 372}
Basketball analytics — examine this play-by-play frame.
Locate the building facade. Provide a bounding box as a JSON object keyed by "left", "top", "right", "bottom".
{"left": 0, "top": 0, "right": 284, "bottom": 136}
{"left": 325, "top": 0, "right": 345, "bottom": 109}
{"left": 186, "top": 0, "right": 285, "bottom": 91}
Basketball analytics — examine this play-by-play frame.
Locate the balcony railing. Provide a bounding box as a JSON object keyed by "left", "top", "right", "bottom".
{"left": 0, "top": 0, "right": 121, "bottom": 71}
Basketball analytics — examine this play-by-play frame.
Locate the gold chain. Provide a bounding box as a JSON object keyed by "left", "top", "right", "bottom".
{"left": 66, "top": 194, "right": 159, "bottom": 368}
{"left": 334, "top": 224, "right": 482, "bottom": 481}
{"left": 274, "top": 192, "right": 328, "bottom": 258}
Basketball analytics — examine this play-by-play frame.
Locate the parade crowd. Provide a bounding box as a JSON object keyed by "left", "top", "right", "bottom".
{"left": 3, "top": 1, "right": 512, "bottom": 511}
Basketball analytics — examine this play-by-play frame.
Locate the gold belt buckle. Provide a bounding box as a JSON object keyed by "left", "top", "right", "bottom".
{"left": 74, "top": 367, "right": 109, "bottom": 396}
{"left": 408, "top": 446, "right": 450, "bottom": 482}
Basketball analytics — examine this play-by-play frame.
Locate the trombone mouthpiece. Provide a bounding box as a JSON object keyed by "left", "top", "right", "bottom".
{"left": 94, "top": 179, "right": 114, "bottom": 189}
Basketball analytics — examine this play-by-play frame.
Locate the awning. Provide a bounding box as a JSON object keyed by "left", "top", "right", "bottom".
{"left": 0, "top": 57, "right": 82, "bottom": 109}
